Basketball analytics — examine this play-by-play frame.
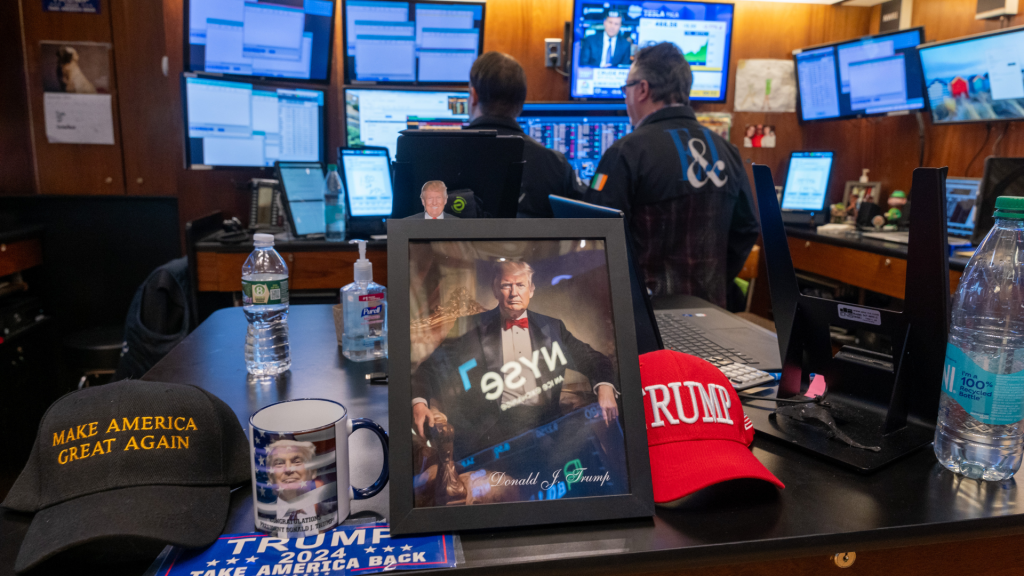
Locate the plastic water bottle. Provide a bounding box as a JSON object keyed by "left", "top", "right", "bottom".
{"left": 341, "top": 239, "right": 387, "bottom": 362}
{"left": 935, "top": 196, "right": 1024, "bottom": 481}
{"left": 242, "top": 233, "right": 291, "bottom": 375}
{"left": 324, "top": 164, "right": 346, "bottom": 242}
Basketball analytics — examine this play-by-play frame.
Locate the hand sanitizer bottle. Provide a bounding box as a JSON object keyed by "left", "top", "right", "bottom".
{"left": 341, "top": 239, "right": 387, "bottom": 362}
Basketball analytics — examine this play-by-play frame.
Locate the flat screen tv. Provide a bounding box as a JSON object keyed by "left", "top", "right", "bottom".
{"left": 570, "top": 1, "right": 734, "bottom": 102}
{"left": 794, "top": 28, "right": 926, "bottom": 122}
{"left": 919, "top": 25, "right": 1024, "bottom": 124}
{"left": 186, "top": 0, "right": 336, "bottom": 82}
{"left": 342, "top": 0, "right": 486, "bottom": 84}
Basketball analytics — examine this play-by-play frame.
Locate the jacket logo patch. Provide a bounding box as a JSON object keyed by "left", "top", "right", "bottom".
{"left": 666, "top": 128, "right": 729, "bottom": 189}
{"left": 590, "top": 173, "right": 608, "bottom": 191}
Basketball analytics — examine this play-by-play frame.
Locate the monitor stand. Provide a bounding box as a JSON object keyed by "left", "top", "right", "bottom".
{"left": 746, "top": 165, "right": 950, "bottom": 472}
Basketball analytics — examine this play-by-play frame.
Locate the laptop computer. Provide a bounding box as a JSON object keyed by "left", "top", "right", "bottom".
{"left": 861, "top": 177, "right": 981, "bottom": 246}
{"left": 549, "top": 196, "right": 782, "bottom": 372}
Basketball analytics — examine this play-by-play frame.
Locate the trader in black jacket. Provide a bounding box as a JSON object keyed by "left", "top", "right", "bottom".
{"left": 583, "top": 42, "right": 759, "bottom": 308}
{"left": 465, "top": 52, "right": 583, "bottom": 218}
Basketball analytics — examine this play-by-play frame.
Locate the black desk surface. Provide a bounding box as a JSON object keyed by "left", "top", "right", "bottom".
{"left": 785, "top": 226, "right": 971, "bottom": 272}
{"left": 3, "top": 303, "right": 1023, "bottom": 576}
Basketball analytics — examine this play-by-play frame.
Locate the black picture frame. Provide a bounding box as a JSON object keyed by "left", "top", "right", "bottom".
{"left": 387, "top": 218, "right": 654, "bottom": 536}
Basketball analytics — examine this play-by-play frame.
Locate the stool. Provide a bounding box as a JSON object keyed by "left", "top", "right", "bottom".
{"left": 62, "top": 325, "right": 124, "bottom": 388}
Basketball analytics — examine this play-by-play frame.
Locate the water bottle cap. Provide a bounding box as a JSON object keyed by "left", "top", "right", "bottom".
{"left": 994, "top": 196, "right": 1024, "bottom": 220}
{"left": 253, "top": 233, "right": 275, "bottom": 247}
{"left": 327, "top": 164, "right": 338, "bottom": 172}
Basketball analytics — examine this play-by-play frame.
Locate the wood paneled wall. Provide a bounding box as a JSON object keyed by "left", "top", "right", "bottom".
{"left": 4, "top": 0, "right": 1022, "bottom": 229}
{"left": 0, "top": 2, "right": 35, "bottom": 194}
{"left": 16, "top": 3, "right": 126, "bottom": 195}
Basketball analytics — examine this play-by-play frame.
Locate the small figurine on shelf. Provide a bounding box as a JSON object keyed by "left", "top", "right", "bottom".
{"left": 871, "top": 214, "right": 887, "bottom": 229}
{"left": 883, "top": 207, "right": 903, "bottom": 230}
{"left": 831, "top": 202, "right": 847, "bottom": 223}
{"left": 887, "top": 190, "right": 909, "bottom": 229}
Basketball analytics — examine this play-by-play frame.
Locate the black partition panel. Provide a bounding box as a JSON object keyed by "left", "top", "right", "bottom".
{"left": 747, "top": 165, "right": 950, "bottom": 472}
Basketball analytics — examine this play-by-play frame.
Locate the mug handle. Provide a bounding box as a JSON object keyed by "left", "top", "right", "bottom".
{"left": 351, "top": 418, "right": 389, "bottom": 500}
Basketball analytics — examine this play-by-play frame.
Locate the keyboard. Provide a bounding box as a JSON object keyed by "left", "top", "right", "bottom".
{"left": 655, "top": 312, "right": 759, "bottom": 368}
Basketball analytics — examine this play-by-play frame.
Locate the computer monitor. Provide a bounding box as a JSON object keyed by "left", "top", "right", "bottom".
{"left": 517, "top": 103, "right": 632, "bottom": 182}
{"left": 186, "top": 0, "right": 335, "bottom": 82}
{"left": 548, "top": 195, "right": 663, "bottom": 355}
{"left": 570, "top": 1, "right": 734, "bottom": 102}
{"left": 340, "top": 147, "right": 394, "bottom": 218}
{"left": 919, "top": 25, "right": 1024, "bottom": 124}
{"left": 780, "top": 151, "right": 835, "bottom": 226}
{"left": 945, "top": 177, "right": 981, "bottom": 239}
{"left": 183, "top": 74, "right": 325, "bottom": 169}
{"left": 344, "top": 87, "right": 469, "bottom": 160}
{"left": 276, "top": 161, "right": 326, "bottom": 238}
{"left": 972, "top": 158, "right": 1024, "bottom": 244}
{"left": 342, "top": 0, "right": 485, "bottom": 84}
{"left": 794, "top": 28, "right": 926, "bottom": 121}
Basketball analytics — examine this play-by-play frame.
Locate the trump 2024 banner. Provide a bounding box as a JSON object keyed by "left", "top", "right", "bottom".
{"left": 161, "top": 522, "right": 455, "bottom": 575}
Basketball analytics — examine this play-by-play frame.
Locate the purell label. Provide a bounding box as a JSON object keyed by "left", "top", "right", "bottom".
{"left": 361, "top": 305, "right": 382, "bottom": 318}
{"left": 359, "top": 294, "right": 384, "bottom": 302}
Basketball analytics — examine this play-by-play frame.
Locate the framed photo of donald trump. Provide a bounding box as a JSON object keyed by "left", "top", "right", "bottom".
{"left": 388, "top": 218, "right": 653, "bottom": 535}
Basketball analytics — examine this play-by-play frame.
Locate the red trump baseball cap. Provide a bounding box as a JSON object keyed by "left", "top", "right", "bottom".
{"left": 640, "top": 350, "right": 783, "bottom": 505}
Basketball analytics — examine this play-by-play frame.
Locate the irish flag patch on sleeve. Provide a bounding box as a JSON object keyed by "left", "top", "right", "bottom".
{"left": 590, "top": 173, "right": 608, "bottom": 191}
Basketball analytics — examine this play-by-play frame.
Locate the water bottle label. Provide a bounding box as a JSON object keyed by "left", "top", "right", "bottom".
{"left": 941, "top": 343, "right": 1024, "bottom": 426}
{"left": 325, "top": 204, "right": 345, "bottom": 222}
{"left": 242, "top": 279, "right": 289, "bottom": 306}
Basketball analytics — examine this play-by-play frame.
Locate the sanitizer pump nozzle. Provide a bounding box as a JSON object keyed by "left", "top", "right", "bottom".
{"left": 349, "top": 239, "right": 372, "bottom": 283}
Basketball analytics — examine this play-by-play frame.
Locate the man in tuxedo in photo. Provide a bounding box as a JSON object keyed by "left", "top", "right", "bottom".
{"left": 579, "top": 11, "right": 631, "bottom": 68}
{"left": 412, "top": 260, "right": 619, "bottom": 461}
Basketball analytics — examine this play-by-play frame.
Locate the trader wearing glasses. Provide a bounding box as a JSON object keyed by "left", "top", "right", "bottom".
{"left": 407, "top": 180, "right": 459, "bottom": 220}
{"left": 583, "top": 42, "right": 758, "bottom": 310}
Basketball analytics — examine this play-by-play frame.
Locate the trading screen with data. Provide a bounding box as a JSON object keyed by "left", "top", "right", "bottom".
{"left": 184, "top": 75, "right": 324, "bottom": 168}
{"left": 187, "top": 0, "right": 335, "bottom": 81}
{"left": 345, "top": 88, "right": 468, "bottom": 160}
{"left": 780, "top": 152, "right": 835, "bottom": 212}
{"left": 343, "top": 0, "right": 485, "bottom": 83}
{"left": 795, "top": 28, "right": 925, "bottom": 121}
{"left": 517, "top": 103, "right": 632, "bottom": 182}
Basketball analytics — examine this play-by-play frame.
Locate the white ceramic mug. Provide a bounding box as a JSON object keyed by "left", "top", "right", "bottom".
{"left": 249, "top": 398, "right": 388, "bottom": 538}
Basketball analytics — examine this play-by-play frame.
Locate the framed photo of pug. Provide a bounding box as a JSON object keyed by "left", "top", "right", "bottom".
{"left": 387, "top": 218, "right": 653, "bottom": 535}
{"left": 39, "top": 41, "right": 111, "bottom": 94}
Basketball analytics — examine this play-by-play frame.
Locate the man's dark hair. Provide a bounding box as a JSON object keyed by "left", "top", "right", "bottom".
{"left": 469, "top": 52, "right": 528, "bottom": 118}
{"left": 632, "top": 42, "right": 693, "bottom": 105}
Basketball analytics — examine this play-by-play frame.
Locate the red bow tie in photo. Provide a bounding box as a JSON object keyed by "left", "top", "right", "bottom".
{"left": 504, "top": 317, "right": 528, "bottom": 331}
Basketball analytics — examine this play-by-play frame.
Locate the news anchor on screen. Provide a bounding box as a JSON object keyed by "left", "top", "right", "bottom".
{"left": 411, "top": 261, "right": 618, "bottom": 460}
{"left": 579, "top": 11, "right": 631, "bottom": 68}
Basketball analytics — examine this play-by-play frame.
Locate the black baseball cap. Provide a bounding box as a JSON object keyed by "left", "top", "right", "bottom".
{"left": 2, "top": 380, "right": 250, "bottom": 573}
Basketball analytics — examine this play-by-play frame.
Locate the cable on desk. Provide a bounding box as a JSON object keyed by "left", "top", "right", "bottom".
{"left": 992, "top": 123, "right": 1010, "bottom": 158}
{"left": 915, "top": 112, "right": 926, "bottom": 168}
{"left": 965, "top": 123, "right": 993, "bottom": 175}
